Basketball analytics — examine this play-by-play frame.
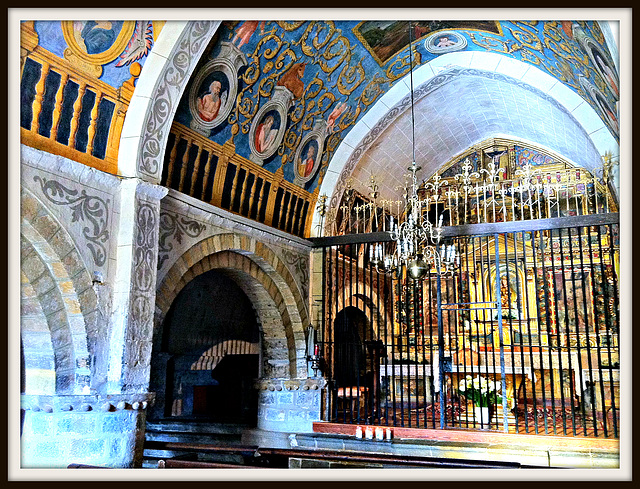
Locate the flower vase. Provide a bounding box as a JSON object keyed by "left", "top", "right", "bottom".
{"left": 473, "top": 406, "right": 491, "bottom": 428}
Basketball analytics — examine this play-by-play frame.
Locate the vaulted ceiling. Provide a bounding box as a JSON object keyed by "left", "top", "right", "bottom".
{"left": 28, "top": 18, "right": 620, "bottom": 220}
{"left": 170, "top": 20, "right": 619, "bottom": 213}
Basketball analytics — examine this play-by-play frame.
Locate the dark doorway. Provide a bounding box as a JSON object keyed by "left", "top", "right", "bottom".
{"left": 150, "top": 268, "right": 261, "bottom": 426}
{"left": 333, "top": 306, "right": 368, "bottom": 387}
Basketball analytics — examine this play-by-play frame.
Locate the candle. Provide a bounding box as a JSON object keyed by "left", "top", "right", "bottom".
{"left": 365, "top": 426, "right": 373, "bottom": 440}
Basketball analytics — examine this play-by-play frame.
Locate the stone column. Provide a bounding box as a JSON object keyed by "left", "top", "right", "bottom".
{"left": 109, "top": 179, "right": 168, "bottom": 394}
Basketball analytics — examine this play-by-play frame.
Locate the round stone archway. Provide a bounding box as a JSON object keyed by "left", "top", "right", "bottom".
{"left": 155, "top": 237, "right": 307, "bottom": 380}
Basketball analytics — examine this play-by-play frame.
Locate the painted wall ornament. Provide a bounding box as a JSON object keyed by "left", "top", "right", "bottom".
{"left": 424, "top": 30, "right": 467, "bottom": 54}
{"left": 578, "top": 74, "right": 619, "bottom": 134}
{"left": 293, "top": 119, "right": 328, "bottom": 187}
{"left": 577, "top": 33, "right": 619, "bottom": 100}
{"left": 61, "top": 21, "right": 136, "bottom": 77}
{"left": 157, "top": 211, "right": 207, "bottom": 270}
{"left": 137, "top": 20, "right": 218, "bottom": 182}
{"left": 32, "top": 175, "right": 110, "bottom": 268}
{"left": 276, "top": 62, "right": 307, "bottom": 99}
{"left": 189, "top": 42, "right": 248, "bottom": 136}
{"left": 248, "top": 85, "right": 294, "bottom": 165}
{"left": 115, "top": 21, "right": 153, "bottom": 67}
{"left": 354, "top": 20, "right": 500, "bottom": 66}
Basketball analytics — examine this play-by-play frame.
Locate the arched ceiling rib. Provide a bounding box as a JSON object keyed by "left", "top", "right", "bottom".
{"left": 347, "top": 67, "right": 602, "bottom": 203}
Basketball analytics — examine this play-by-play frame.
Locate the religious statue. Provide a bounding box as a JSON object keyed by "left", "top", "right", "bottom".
{"left": 498, "top": 274, "right": 518, "bottom": 320}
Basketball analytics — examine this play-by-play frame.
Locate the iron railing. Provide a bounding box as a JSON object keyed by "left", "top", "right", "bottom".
{"left": 313, "top": 213, "right": 619, "bottom": 438}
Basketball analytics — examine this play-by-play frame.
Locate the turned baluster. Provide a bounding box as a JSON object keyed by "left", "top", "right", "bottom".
{"left": 239, "top": 170, "right": 251, "bottom": 215}
{"left": 189, "top": 144, "right": 203, "bottom": 197}
{"left": 247, "top": 174, "right": 259, "bottom": 217}
{"left": 256, "top": 180, "right": 267, "bottom": 221}
{"left": 229, "top": 162, "right": 242, "bottom": 211}
{"left": 293, "top": 198, "right": 304, "bottom": 234}
{"left": 287, "top": 195, "right": 298, "bottom": 232}
{"left": 280, "top": 193, "right": 291, "bottom": 229}
{"left": 85, "top": 90, "right": 102, "bottom": 156}
{"left": 178, "top": 138, "right": 193, "bottom": 193}
{"left": 165, "top": 135, "right": 180, "bottom": 188}
{"left": 30, "top": 61, "right": 50, "bottom": 134}
{"left": 200, "top": 152, "right": 215, "bottom": 201}
{"left": 68, "top": 82, "right": 87, "bottom": 150}
{"left": 50, "top": 72, "right": 68, "bottom": 142}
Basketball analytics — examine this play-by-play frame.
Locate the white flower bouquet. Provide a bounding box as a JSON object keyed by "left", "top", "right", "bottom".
{"left": 458, "top": 375, "right": 502, "bottom": 407}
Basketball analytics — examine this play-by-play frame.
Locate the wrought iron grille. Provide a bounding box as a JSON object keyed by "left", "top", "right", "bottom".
{"left": 315, "top": 213, "right": 619, "bottom": 438}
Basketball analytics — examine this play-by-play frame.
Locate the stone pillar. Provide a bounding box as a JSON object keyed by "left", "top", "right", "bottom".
{"left": 255, "top": 378, "right": 326, "bottom": 433}
{"left": 109, "top": 179, "right": 168, "bottom": 394}
{"left": 20, "top": 393, "right": 153, "bottom": 468}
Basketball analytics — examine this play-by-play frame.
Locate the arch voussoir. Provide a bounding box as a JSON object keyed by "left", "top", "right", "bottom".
{"left": 155, "top": 233, "right": 308, "bottom": 378}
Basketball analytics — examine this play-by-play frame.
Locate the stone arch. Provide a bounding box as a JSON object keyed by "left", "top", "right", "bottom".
{"left": 352, "top": 293, "right": 387, "bottom": 341}
{"left": 20, "top": 270, "right": 55, "bottom": 394}
{"left": 330, "top": 277, "right": 390, "bottom": 338}
{"left": 20, "top": 187, "right": 97, "bottom": 394}
{"left": 118, "top": 21, "right": 220, "bottom": 182}
{"left": 313, "top": 51, "right": 619, "bottom": 236}
{"left": 155, "top": 234, "right": 307, "bottom": 378}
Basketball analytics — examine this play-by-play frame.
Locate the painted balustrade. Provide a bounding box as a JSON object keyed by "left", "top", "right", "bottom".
{"left": 165, "top": 122, "right": 318, "bottom": 238}
{"left": 20, "top": 22, "right": 133, "bottom": 175}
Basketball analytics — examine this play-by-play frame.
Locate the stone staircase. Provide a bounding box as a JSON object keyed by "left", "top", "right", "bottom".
{"left": 142, "top": 420, "right": 251, "bottom": 468}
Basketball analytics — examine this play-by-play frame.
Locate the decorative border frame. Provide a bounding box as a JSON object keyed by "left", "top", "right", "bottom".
{"left": 61, "top": 21, "right": 136, "bottom": 66}
{"left": 293, "top": 119, "right": 328, "bottom": 187}
{"left": 136, "top": 21, "right": 219, "bottom": 182}
{"left": 424, "top": 30, "right": 467, "bottom": 54}
{"left": 188, "top": 42, "right": 247, "bottom": 134}
{"left": 577, "top": 34, "right": 619, "bottom": 100}
{"left": 578, "top": 74, "right": 618, "bottom": 133}
{"left": 248, "top": 85, "right": 294, "bottom": 165}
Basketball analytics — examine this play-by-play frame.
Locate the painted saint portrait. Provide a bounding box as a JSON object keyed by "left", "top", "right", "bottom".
{"left": 436, "top": 35, "right": 456, "bottom": 47}
{"left": 195, "top": 71, "right": 229, "bottom": 123}
{"left": 71, "top": 21, "right": 125, "bottom": 55}
{"left": 296, "top": 140, "right": 319, "bottom": 179}
{"left": 593, "top": 88, "right": 619, "bottom": 133}
{"left": 254, "top": 110, "right": 280, "bottom": 154}
{"left": 61, "top": 21, "right": 135, "bottom": 69}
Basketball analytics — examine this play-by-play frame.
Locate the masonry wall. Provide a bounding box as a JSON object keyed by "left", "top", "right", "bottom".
{"left": 255, "top": 378, "right": 325, "bottom": 433}
{"left": 20, "top": 394, "right": 152, "bottom": 468}
{"left": 19, "top": 147, "right": 168, "bottom": 468}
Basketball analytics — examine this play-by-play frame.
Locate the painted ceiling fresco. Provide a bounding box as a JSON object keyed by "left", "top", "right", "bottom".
{"left": 32, "top": 21, "right": 159, "bottom": 89}
{"left": 29, "top": 20, "right": 618, "bottom": 197}
{"left": 172, "top": 20, "right": 619, "bottom": 197}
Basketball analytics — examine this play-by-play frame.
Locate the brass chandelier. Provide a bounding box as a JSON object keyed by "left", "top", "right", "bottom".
{"left": 371, "top": 22, "right": 458, "bottom": 280}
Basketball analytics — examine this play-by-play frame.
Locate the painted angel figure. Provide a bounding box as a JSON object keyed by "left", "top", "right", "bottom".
{"left": 116, "top": 21, "right": 153, "bottom": 67}
{"left": 326, "top": 101, "right": 348, "bottom": 132}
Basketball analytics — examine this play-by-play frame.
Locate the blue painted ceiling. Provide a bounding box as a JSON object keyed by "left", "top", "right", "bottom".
{"left": 172, "top": 20, "right": 618, "bottom": 196}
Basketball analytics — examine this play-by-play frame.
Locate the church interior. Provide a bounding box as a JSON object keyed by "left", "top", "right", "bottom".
{"left": 13, "top": 14, "right": 626, "bottom": 474}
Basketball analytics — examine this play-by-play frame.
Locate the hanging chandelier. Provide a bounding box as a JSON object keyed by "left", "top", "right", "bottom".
{"left": 371, "top": 22, "right": 458, "bottom": 280}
